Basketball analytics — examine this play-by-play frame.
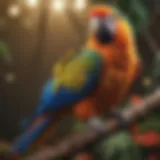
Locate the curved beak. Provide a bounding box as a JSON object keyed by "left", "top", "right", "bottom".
{"left": 95, "top": 21, "right": 114, "bottom": 44}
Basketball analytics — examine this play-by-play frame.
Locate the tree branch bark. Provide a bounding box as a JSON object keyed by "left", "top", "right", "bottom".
{"left": 27, "top": 88, "right": 160, "bottom": 160}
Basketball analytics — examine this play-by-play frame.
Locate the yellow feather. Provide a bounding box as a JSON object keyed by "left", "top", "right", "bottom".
{"left": 52, "top": 49, "right": 76, "bottom": 91}
{"left": 52, "top": 49, "right": 95, "bottom": 91}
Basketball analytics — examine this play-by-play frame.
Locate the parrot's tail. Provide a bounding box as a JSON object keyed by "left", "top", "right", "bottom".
{"left": 10, "top": 114, "right": 58, "bottom": 159}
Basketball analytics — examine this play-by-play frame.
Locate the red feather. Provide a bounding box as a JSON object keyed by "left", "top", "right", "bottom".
{"left": 89, "top": 6, "right": 112, "bottom": 18}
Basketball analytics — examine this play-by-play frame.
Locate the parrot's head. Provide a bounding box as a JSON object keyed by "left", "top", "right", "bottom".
{"left": 88, "top": 5, "right": 127, "bottom": 45}
{"left": 88, "top": 5, "right": 118, "bottom": 44}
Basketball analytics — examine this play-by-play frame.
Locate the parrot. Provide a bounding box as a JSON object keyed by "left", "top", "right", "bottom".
{"left": 9, "top": 4, "right": 141, "bottom": 159}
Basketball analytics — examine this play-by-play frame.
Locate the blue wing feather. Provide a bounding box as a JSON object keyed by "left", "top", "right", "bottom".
{"left": 35, "top": 57, "right": 102, "bottom": 115}
{"left": 11, "top": 50, "right": 103, "bottom": 156}
{"left": 11, "top": 115, "right": 52, "bottom": 155}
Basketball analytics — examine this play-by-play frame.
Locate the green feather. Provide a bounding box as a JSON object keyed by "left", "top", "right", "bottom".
{"left": 53, "top": 48, "right": 102, "bottom": 91}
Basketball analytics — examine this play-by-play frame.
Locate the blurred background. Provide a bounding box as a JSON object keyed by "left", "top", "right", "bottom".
{"left": 0, "top": 0, "right": 159, "bottom": 142}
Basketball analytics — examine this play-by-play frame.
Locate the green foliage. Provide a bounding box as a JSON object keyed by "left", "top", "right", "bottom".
{"left": 124, "top": 97, "right": 160, "bottom": 134}
{"left": 93, "top": 131, "right": 142, "bottom": 160}
{"left": 0, "top": 41, "right": 9, "bottom": 57}
{"left": 137, "top": 111, "right": 160, "bottom": 133}
{"left": 105, "top": 0, "right": 150, "bottom": 33}
{"left": 92, "top": 0, "right": 150, "bottom": 33}
{"left": 0, "top": 41, "right": 12, "bottom": 64}
{"left": 57, "top": 118, "right": 142, "bottom": 160}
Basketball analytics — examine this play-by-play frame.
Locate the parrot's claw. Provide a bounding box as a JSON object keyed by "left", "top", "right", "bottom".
{"left": 109, "top": 110, "right": 129, "bottom": 129}
{"left": 87, "top": 118, "right": 105, "bottom": 132}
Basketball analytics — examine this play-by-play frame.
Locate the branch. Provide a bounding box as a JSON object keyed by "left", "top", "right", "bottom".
{"left": 27, "top": 88, "right": 160, "bottom": 160}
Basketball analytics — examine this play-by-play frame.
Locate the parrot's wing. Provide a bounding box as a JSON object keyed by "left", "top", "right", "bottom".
{"left": 35, "top": 49, "right": 103, "bottom": 115}
{"left": 10, "top": 114, "right": 53, "bottom": 156}
{"left": 10, "top": 49, "right": 103, "bottom": 157}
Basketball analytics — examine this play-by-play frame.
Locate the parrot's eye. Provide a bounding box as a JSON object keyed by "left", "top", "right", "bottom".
{"left": 88, "top": 17, "right": 100, "bottom": 32}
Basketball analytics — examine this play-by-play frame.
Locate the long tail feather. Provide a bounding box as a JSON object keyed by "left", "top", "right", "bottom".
{"left": 10, "top": 114, "right": 54, "bottom": 156}
{"left": 10, "top": 108, "right": 72, "bottom": 159}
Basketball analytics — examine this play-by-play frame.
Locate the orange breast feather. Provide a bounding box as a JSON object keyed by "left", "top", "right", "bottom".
{"left": 74, "top": 19, "right": 140, "bottom": 120}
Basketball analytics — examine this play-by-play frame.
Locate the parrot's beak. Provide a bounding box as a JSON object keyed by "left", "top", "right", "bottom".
{"left": 95, "top": 22, "right": 114, "bottom": 44}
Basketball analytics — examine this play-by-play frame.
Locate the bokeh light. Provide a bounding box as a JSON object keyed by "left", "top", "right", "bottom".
{"left": 52, "top": 0, "right": 66, "bottom": 12}
{"left": 4, "top": 72, "right": 16, "bottom": 84}
{"left": 74, "top": 0, "right": 87, "bottom": 11}
{"left": 25, "top": 0, "right": 39, "bottom": 8}
{"left": 142, "top": 77, "right": 152, "bottom": 87}
{"left": 7, "top": 4, "right": 21, "bottom": 18}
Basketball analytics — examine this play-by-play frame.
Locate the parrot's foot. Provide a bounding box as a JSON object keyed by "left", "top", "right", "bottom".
{"left": 87, "top": 118, "right": 105, "bottom": 132}
{"left": 109, "top": 110, "right": 129, "bottom": 129}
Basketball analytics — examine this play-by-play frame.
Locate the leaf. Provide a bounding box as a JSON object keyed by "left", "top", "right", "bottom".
{"left": 93, "top": 131, "right": 142, "bottom": 160}
{"left": 0, "top": 42, "right": 9, "bottom": 56}
{"left": 129, "top": 0, "right": 149, "bottom": 32}
{"left": 0, "top": 41, "right": 13, "bottom": 64}
{"left": 104, "top": 0, "right": 150, "bottom": 33}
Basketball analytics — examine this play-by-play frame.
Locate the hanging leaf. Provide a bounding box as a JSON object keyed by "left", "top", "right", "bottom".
{"left": 129, "top": 0, "right": 149, "bottom": 33}
{"left": 0, "top": 42, "right": 9, "bottom": 57}
{"left": 0, "top": 41, "right": 12, "bottom": 64}
{"left": 104, "top": 0, "right": 150, "bottom": 33}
